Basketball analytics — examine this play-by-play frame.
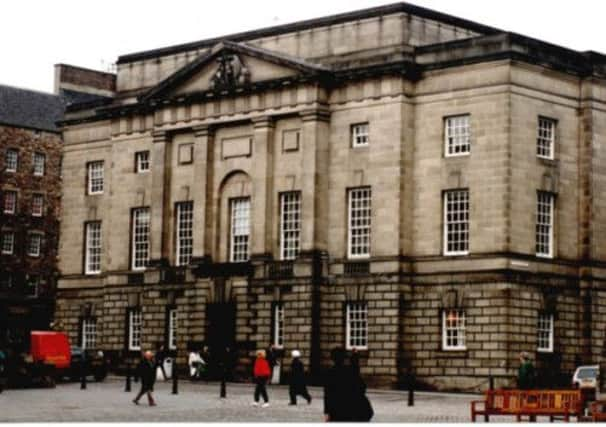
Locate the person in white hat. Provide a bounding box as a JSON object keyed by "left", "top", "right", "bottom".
{"left": 289, "top": 350, "right": 312, "bottom": 405}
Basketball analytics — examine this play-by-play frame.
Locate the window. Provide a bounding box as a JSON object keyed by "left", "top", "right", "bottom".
{"left": 273, "top": 303, "right": 284, "bottom": 349}
{"left": 27, "top": 233, "right": 42, "bottom": 257}
{"left": 537, "top": 313, "right": 554, "bottom": 353}
{"left": 279, "top": 192, "right": 301, "bottom": 260}
{"left": 536, "top": 192, "right": 554, "bottom": 258}
{"left": 1, "top": 231, "right": 14, "bottom": 255}
{"left": 33, "top": 153, "right": 45, "bottom": 176}
{"left": 168, "top": 308, "right": 178, "bottom": 350}
{"left": 351, "top": 123, "right": 369, "bottom": 148}
{"left": 175, "top": 202, "right": 193, "bottom": 266}
{"left": 346, "top": 302, "right": 368, "bottom": 350}
{"left": 26, "top": 275, "right": 40, "bottom": 297}
{"left": 3, "top": 191, "right": 17, "bottom": 214}
{"left": 135, "top": 151, "right": 150, "bottom": 173}
{"left": 442, "top": 310, "right": 466, "bottom": 351}
{"left": 5, "top": 149, "right": 18, "bottom": 172}
{"left": 348, "top": 187, "right": 372, "bottom": 259}
{"left": 32, "top": 194, "right": 44, "bottom": 217}
{"left": 132, "top": 208, "right": 150, "bottom": 270}
{"left": 87, "top": 161, "right": 104, "bottom": 195}
{"left": 82, "top": 318, "right": 97, "bottom": 350}
{"left": 537, "top": 117, "right": 556, "bottom": 160}
{"left": 85, "top": 222, "right": 102, "bottom": 275}
{"left": 230, "top": 198, "right": 250, "bottom": 263}
{"left": 128, "top": 309, "right": 142, "bottom": 351}
{"left": 444, "top": 190, "right": 470, "bottom": 256}
{"left": 445, "top": 115, "right": 471, "bottom": 157}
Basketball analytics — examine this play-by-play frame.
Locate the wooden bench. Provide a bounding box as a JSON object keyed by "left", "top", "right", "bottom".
{"left": 471, "top": 389, "right": 582, "bottom": 422}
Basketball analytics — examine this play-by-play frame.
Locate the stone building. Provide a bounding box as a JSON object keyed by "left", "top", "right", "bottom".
{"left": 55, "top": 3, "right": 606, "bottom": 390}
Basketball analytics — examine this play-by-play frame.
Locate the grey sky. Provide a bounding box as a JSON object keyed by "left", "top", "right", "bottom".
{"left": 2, "top": 0, "right": 605, "bottom": 93}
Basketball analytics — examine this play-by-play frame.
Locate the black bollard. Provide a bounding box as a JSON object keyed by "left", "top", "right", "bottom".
{"left": 125, "top": 361, "right": 132, "bottom": 392}
{"left": 407, "top": 375, "right": 414, "bottom": 407}
{"left": 220, "top": 378, "right": 226, "bottom": 398}
{"left": 80, "top": 357, "right": 87, "bottom": 390}
{"left": 489, "top": 375, "right": 495, "bottom": 391}
{"left": 172, "top": 357, "right": 178, "bottom": 395}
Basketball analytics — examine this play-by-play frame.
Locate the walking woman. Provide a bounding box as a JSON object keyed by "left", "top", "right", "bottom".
{"left": 252, "top": 349, "right": 271, "bottom": 408}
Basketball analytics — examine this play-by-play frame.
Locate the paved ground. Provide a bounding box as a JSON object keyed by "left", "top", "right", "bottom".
{"left": 0, "top": 378, "right": 551, "bottom": 423}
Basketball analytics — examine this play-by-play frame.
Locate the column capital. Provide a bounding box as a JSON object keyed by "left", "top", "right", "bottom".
{"left": 300, "top": 107, "right": 331, "bottom": 123}
{"left": 152, "top": 130, "right": 168, "bottom": 143}
{"left": 252, "top": 116, "right": 275, "bottom": 130}
{"left": 193, "top": 125, "right": 214, "bottom": 138}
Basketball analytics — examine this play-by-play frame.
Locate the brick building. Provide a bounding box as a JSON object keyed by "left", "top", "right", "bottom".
{"left": 55, "top": 3, "right": 606, "bottom": 390}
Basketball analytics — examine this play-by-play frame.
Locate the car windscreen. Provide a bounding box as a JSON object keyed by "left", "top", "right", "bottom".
{"left": 577, "top": 368, "right": 598, "bottom": 379}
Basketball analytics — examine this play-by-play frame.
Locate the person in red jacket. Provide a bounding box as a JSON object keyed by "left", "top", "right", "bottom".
{"left": 252, "top": 349, "right": 271, "bottom": 407}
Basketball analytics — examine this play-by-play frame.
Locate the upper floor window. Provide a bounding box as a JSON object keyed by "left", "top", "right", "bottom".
{"left": 537, "top": 313, "right": 554, "bottom": 353}
{"left": 445, "top": 115, "right": 471, "bottom": 157}
{"left": 85, "top": 221, "right": 102, "bottom": 275}
{"left": 273, "top": 303, "right": 284, "bottom": 349}
{"left": 32, "top": 194, "right": 44, "bottom": 217}
{"left": 81, "top": 318, "right": 97, "bottom": 350}
{"left": 3, "top": 191, "right": 17, "bottom": 214}
{"left": 536, "top": 192, "right": 555, "bottom": 258}
{"left": 135, "top": 151, "right": 150, "bottom": 173}
{"left": 132, "top": 208, "right": 150, "bottom": 270}
{"left": 346, "top": 302, "right": 368, "bottom": 350}
{"left": 175, "top": 202, "right": 193, "bottom": 266}
{"left": 351, "top": 123, "right": 369, "bottom": 148}
{"left": 128, "top": 308, "right": 142, "bottom": 351}
{"left": 537, "top": 117, "right": 556, "bottom": 160}
{"left": 279, "top": 192, "right": 301, "bottom": 261}
{"left": 87, "top": 161, "right": 104, "bottom": 195}
{"left": 444, "top": 190, "right": 470, "bottom": 256}
{"left": 230, "top": 198, "right": 250, "bottom": 263}
{"left": 5, "top": 149, "right": 18, "bottom": 172}
{"left": 442, "top": 309, "right": 466, "bottom": 351}
{"left": 27, "top": 233, "right": 42, "bottom": 257}
{"left": 348, "top": 187, "right": 372, "bottom": 259}
{"left": 33, "top": 152, "right": 45, "bottom": 176}
{"left": 168, "top": 308, "right": 178, "bottom": 351}
{"left": 1, "top": 231, "right": 15, "bottom": 255}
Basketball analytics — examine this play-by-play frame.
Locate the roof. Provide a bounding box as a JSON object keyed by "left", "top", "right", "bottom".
{"left": 117, "top": 2, "right": 501, "bottom": 64}
{"left": 0, "top": 85, "right": 65, "bottom": 132}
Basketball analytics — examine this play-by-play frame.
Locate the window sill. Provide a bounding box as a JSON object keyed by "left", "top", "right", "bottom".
{"left": 437, "top": 350, "right": 468, "bottom": 358}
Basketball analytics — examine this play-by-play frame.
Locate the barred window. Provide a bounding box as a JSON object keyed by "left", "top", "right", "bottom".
{"left": 444, "top": 190, "right": 470, "bottom": 256}
{"left": 168, "top": 308, "right": 178, "bottom": 351}
{"left": 135, "top": 151, "right": 150, "bottom": 173}
{"left": 230, "top": 198, "right": 250, "bottom": 263}
{"left": 27, "top": 233, "right": 42, "bottom": 257}
{"left": 5, "top": 149, "right": 18, "bottom": 172}
{"left": 537, "top": 313, "right": 554, "bottom": 353}
{"left": 279, "top": 192, "right": 301, "bottom": 260}
{"left": 33, "top": 152, "right": 45, "bottom": 176}
{"left": 346, "top": 302, "right": 368, "bottom": 350}
{"left": 132, "top": 208, "right": 150, "bottom": 270}
{"left": 87, "top": 161, "right": 104, "bottom": 195}
{"left": 273, "top": 303, "right": 284, "bottom": 349}
{"left": 351, "top": 123, "right": 369, "bottom": 148}
{"left": 348, "top": 187, "right": 372, "bottom": 259}
{"left": 1, "top": 231, "right": 15, "bottom": 255}
{"left": 537, "top": 117, "right": 556, "bottom": 160}
{"left": 3, "top": 191, "right": 17, "bottom": 214}
{"left": 85, "top": 222, "right": 102, "bottom": 275}
{"left": 32, "top": 194, "right": 44, "bottom": 217}
{"left": 536, "top": 192, "right": 554, "bottom": 258}
{"left": 128, "top": 309, "right": 142, "bottom": 351}
{"left": 442, "top": 310, "right": 466, "bottom": 351}
{"left": 445, "top": 115, "right": 471, "bottom": 157}
{"left": 82, "top": 318, "right": 97, "bottom": 350}
{"left": 176, "top": 202, "right": 194, "bottom": 266}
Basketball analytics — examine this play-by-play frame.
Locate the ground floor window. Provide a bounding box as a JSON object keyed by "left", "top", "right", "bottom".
{"left": 273, "top": 303, "right": 284, "bottom": 349}
{"left": 442, "top": 309, "right": 466, "bottom": 351}
{"left": 537, "top": 313, "right": 554, "bottom": 353}
{"left": 128, "top": 309, "right": 142, "bottom": 351}
{"left": 82, "top": 317, "right": 97, "bottom": 349}
{"left": 168, "top": 308, "right": 177, "bottom": 351}
{"left": 346, "top": 302, "right": 368, "bottom": 350}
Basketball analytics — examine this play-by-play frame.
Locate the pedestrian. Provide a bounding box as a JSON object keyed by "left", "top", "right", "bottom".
{"left": 188, "top": 348, "right": 204, "bottom": 380}
{"left": 155, "top": 344, "right": 167, "bottom": 381}
{"left": 200, "top": 346, "right": 211, "bottom": 380}
{"left": 133, "top": 351, "right": 156, "bottom": 406}
{"left": 0, "top": 346, "right": 6, "bottom": 393}
{"left": 218, "top": 346, "right": 235, "bottom": 398}
{"left": 266, "top": 344, "right": 280, "bottom": 384}
{"left": 323, "top": 347, "right": 373, "bottom": 422}
{"left": 289, "top": 350, "right": 312, "bottom": 405}
{"left": 350, "top": 347, "right": 360, "bottom": 376}
{"left": 252, "top": 349, "right": 271, "bottom": 408}
{"left": 518, "top": 352, "right": 536, "bottom": 390}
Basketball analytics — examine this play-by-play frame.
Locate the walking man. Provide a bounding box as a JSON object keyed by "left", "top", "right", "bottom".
{"left": 289, "top": 350, "right": 312, "bottom": 405}
{"left": 133, "top": 351, "right": 157, "bottom": 406}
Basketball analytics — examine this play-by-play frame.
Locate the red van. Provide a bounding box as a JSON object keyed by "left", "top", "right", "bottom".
{"left": 30, "top": 331, "right": 71, "bottom": 370}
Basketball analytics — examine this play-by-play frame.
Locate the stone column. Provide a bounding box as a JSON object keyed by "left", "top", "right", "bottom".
{"left": 192, "top": 125, "right": 214, "bottom": 260}
{"left": 251, "top": 117, "right": 275, "bottom": 258}
{"left": 150, "top": 130, "right": 170, "bottom": 264}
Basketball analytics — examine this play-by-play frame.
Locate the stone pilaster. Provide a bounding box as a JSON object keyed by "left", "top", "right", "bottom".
{"left": 251, "top": 117, "right": 275, "bottom": 257}
{"left": 150, "top": 130, "right": 170, "bottom": 264}
{"left": 192, "top": 125, "right": 214, "bottom": 260}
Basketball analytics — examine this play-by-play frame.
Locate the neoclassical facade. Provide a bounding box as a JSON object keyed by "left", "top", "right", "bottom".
{"left": 55, "top": 3, "right": 606, "bottom": 390}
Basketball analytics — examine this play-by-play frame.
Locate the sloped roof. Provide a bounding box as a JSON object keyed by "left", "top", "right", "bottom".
{"left": 0, "top": 85, "right": 65, "bottom": 132}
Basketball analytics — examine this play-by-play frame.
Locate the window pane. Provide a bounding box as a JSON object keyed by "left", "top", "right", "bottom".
{"left": 346, "top": 303, "right": 368, "bottom": 349}
{"left": 132, "top": 208, "right": 150, "bottom": 270}
{"left": 445, "top": 115, "right": 471, "bottom": 156}
{"left": 88, "top": 161, "right": 104, "bottom": 194}
{"left": 280, "top": 192, "right": 301, "bottom": 260}
{"left": 536, "top": 192, "right": 554, "bottom": 257}
{"left": 176, "top": 202, "right": 194, "bottom": 266}
{"left": 537, "top": 118, "right": 556, "bottom": 159}
{"left": 348, "top": 188, "right": 372, "bottom": 258}
{"left": 444, "top": 190, "right": 470, "bottom": 255}
{"left": 443, "top": 310, "right": 466, "bottom": 350}
{"left": 230, "top": 198, "right": 250, "bottom": 263}
{"left": 352, "top": 123, "right": 369, "bottom": 148}
{"left": 85, "top": 222, "right": 102, "bottom": 274}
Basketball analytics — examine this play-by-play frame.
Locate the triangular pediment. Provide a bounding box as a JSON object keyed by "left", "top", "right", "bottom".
{"left": 142, "top": 41, "right": 330, "bottom": 102}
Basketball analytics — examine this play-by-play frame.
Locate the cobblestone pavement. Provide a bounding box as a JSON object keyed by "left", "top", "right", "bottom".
{"left": 0, "top": 378, "right": 550, "bottom": 423}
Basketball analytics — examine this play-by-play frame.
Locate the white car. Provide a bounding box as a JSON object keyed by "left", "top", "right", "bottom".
{"left": 573, "top": 365, "right": 600, "bottom": 389}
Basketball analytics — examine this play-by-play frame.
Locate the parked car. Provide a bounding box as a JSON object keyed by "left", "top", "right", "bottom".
{"left": 573, "top": 365, "right": 600, "bottom": 389}
{"left": 69, "top": 346, "right": 109, "bottom": 382}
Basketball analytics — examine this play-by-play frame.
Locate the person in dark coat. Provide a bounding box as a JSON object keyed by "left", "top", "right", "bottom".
{"left": 518, "top": 352, "right": 536, "bottom": 390}
{"left": 323, "top": 347, "right": 373, "bottom": 422}
{"left": 155, "top": 344, "right": 167, "bottom": 381}
{"left": 350, "top": 347, "right": 360, "bottom": 376}
{"left": 289, "top": 350, "right": 312, "bottom": 405}
{"left": 133, "top": 351, "right": 157, "bottom": 406}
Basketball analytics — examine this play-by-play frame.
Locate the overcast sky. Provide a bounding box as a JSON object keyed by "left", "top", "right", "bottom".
{"left": 2, "top": 0, "right": 605, "bottom": 94}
